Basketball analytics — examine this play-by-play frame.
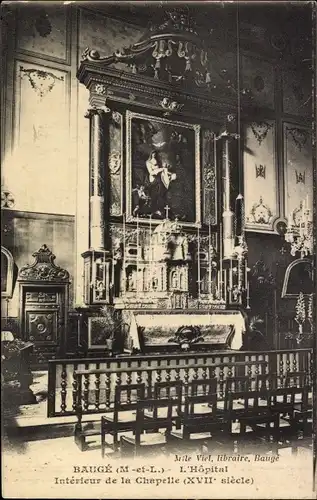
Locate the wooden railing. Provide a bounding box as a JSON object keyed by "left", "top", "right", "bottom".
{"left": 47, "top": 349, "right": 312, "bottom": 417}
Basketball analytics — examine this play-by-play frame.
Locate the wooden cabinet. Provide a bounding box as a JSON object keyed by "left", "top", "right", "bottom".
{"left": 18, "top": 245, "right": 69, "bottom": 364}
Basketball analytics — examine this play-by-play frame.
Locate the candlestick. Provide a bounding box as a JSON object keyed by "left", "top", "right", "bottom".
{"left": 136, "top": 214, "right": 139, "bottom": 294}
{"left": 197, "top": 226, "right": 201, "bottom": 300}
{"left": 213, "top": 133, "right": 218, "bottom": 222}
{"left": 224, "top": 138, "right": 230, "bottom": 211}
{"left": 238, "top": 259, "right": 242, "bottom": 291}
{"left": 246, "top": 282, "right": 250, "bottom": 309}
{"left": 111, "top": 251, "right": 115, "bottom": 292}
{"left": 92, "top": 249, "right": 95, "bottom": 288}
{"left": 219, "top": 223, "right": 223, "bottom": 299}
{"left": 123, "top": 216, "right": 126, "bottom": 292}
{"left": 103, "top": 251, "right": 106, "bottom": 291}
{"left": 224, "top": 269, "right": 227, "bottom": 302}
{"left": 208, "top": 223, "right": 212, "bottom": 295}
{"left": 244, "top": 258, "right": 248, "bottom": 291}
{"left": 235, "top": 194, "right": 243, "bottom": 237}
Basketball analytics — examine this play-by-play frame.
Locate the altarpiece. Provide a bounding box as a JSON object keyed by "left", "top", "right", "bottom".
{"left": 76, "top": 8, "right": 250, "bottom": 355}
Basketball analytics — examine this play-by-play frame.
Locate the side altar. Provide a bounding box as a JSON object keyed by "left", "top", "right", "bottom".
{"left": 75, "top": 7, "right": 250, "bottom": 356}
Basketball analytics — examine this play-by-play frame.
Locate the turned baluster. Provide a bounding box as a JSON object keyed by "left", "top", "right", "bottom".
{"left": 165, "top": 367, "right": 171, "bottom": 398}
{"left": 218, "top": 364, "right": 225, "bottom": 399}
{"left": 202, "top": 361, "right": 207, "bottom": 381}
{"left": 147, "top": 368, "right": 153, "bottom": 399}
{"left": 94, "top": 371, "right": 101, "bottom": 411}
{"left": 184, "top": 361, "right": 190, "bottom": 398}
{"left": 292, "top": 352, "right": 298, "bottom": 373}
{"left": 72, "top": 363, "right": 78, "bottom": 413}
{"left": 83, "top": 373, "right": 90, "bottom": 412}
{"left": 156, "top": 361, "right": 162, "bottom": 386}
{"left": 105, "top": 372, "right": 111, "bottom": 409}
{"left": 126, "top": 363, "right": 132, "bottom": 387}
{"left": 74, "top": 374, "right": 82, "bottom": 434}
{"left": 60, "top": 364, "right": 67, "bottom": 414}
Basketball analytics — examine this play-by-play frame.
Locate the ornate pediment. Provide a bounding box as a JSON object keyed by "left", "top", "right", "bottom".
{"left": 18, "top": 245, "right": 70, "bottom": 283}
{"left": 80, "top": 7, "right": 235, "bottom": 94}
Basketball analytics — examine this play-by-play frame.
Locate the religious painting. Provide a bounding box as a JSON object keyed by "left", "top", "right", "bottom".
{"left": 126, "top": 111, "right": 201, "bottom": 226}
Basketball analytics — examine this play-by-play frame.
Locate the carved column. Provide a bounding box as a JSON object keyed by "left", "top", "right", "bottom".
{"left": 86, "top": 108, "right": 106, "bottom": 250}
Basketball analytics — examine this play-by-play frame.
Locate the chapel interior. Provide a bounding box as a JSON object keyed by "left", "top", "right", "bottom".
{"left": 1, "top": 1, "right": 315, "bottom": 459}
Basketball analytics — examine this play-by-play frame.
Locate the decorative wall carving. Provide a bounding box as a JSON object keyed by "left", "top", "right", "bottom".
{"left": 255, "top": 164, "right": 266, "bottom": 179}
{"left": 1, "top": 190, "right": 15, "bottom": 209}
{"left": 250, "top": 121, "right": 274, "bottom": 146}
{"left": 109, "top": 110, "right": 123, "bottom": 216}
{"left": 27, "top": 311, "right": 57, "bottom": 343}
{"left": 249, "top": 196, "right": 273, "bottom": 225}
{"left": 285, "top": 126, "right": 308, "bottom": 152}
{"left": 18, "top": 244, "right": 70, "bottom": 282}
{"left": 202, "top": 130, "right": 217, "bottom": 225}
{"left": 20, "top": 67, "right": 64, "bottom": 99}
{"left": 295, "top": 170, "right": 305, "bottom": 184}
{"left": 159, "top": 97, "right": 184, "bottom": 115}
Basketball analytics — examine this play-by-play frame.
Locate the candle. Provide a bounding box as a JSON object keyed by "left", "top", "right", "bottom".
{"left": 219, "top": 223, "right": 223, "bottom": 298}
{"left": 208, "top": 223, "right": 212, "bottom": 294}
{"left": 103, "top": 251, "right": 106, "bottom": 290}
{"left": 224, "top": 269, "right": 227, "bottom": 302}
{"left": 197, "top": 226, "right": 201, "bottom": 299}
{"left": 244, "top": 258, "right": 248, "bottom": 290}
{"left": 224, "top": 138, "right": 230, "bottom": 211}
{"left": 235, "top": 194, "right": 243, "bottom": 237}
{"left": 111, "top": 250, "right": 115, "bottom": 290}
{"left": 123, "top": 216, "right": 126, "bottom": 292}
{"left": 238, "top": 260, "right": 241, "bottom": 289}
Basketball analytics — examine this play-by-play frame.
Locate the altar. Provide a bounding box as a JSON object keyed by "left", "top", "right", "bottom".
{"left": 126, "top": 309, "right": 245, "bottom": 353}
{"left": 75, "top": 7, "right": 250, "bottom": 356}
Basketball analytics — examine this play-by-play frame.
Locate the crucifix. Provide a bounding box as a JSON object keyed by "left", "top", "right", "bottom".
{"left": 164, "top": 205, "right": 170, "bottom": 220}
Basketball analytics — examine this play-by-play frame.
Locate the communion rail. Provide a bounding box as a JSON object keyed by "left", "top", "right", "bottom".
{"left": 47, "top": 348, "right": 312, "bottom": 417}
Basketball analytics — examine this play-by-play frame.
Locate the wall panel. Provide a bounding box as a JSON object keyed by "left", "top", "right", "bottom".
{"left": 4, "top": 60, "right": 75, "bottom": 215}
{"left": 16, "top": 4, "right": 71, "bottom": 64}
{"left": 244, "top": 120, "right": 278, "bottom": 232}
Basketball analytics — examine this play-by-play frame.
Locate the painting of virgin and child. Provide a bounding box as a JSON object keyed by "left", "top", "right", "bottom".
{"left": 128, "top": 113, "right": 200, "bottom": 224}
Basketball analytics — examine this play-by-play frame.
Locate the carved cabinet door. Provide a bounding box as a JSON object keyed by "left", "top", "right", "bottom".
{"left": 22, "top": 286, "right": 66, "bottom": 364}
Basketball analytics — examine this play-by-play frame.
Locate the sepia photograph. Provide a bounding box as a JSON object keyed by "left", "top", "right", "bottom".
{"left": 1, "top": 0, "right": 316, "bottom": 498}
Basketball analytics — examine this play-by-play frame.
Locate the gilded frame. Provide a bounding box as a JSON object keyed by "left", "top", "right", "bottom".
{"left": 126, "top": 111, "right": 201, "bottom": 227}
